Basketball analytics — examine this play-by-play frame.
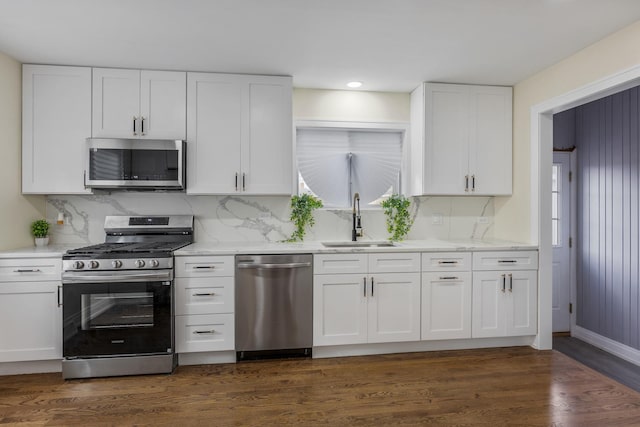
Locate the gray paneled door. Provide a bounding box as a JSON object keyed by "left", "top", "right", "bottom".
{"left": 552, "top": 151, "right": 573, "bottom": 332}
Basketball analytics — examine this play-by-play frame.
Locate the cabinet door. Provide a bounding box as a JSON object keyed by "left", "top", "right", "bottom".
{"left": 0, "top": 281, "right": 62, "bottom": 362}
{"left": 506, "top": 270, "right": 538, "bottom": 336}
{"left": 313, "top": 274, "right": 368, "bottom": 346}
{"left": 468, "top": 85, "right": 512, "bottom": 195}
{"left": 22, "top": 65, "right": 92, "bottom": 194}
{"left": 472, "top": 271, "right": 507, "bottom": 338}
{"left": 175, "top": 313, "right": 235, "bottom": 353}
{"left": 140, "top": 70, "right": 186, "bottom": 140}
{"left": 175, "top": 277, "right": 234, "bottom": 316}
{"left": 367, "top": 273, "right": 421, "bottom": 343}
{"left": 423, "top": 83, "right": 469, "bottom": 195}
{"left": 422, "top": 272, "right": 472, "bottom": 340}
{"left": 92, "top": 68, "right": 141, "bottom": 138}
{"left": 186, "top": 72, "right": 242, "bottom": 194}
{"left": 242, "top": 76, "right": 293, "bottom": 194}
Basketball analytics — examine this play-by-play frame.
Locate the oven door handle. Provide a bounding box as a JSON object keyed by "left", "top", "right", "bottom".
{"left": 62, "top": 271, "right": 173, "bottom": 283}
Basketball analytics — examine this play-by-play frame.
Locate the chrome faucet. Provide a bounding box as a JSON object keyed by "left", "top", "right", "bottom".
{"left": 352, "top": 192, "right": 363, "bottom": 241}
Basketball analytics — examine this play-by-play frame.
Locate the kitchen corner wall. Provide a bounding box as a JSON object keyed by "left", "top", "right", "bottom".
{"left": 0, "top": 51, "right": 45, "bottom": 250}
{"left": 45, "top": 88, "right": 494, "bottom": 245}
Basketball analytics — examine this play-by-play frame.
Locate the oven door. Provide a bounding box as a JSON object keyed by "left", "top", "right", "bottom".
{"left": 62, "top": 276, "right": 172, "bottom": 358}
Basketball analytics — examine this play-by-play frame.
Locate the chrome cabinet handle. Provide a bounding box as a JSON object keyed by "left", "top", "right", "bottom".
{"left": 438, "top": 260, "right": 458, "bottom": 265}
{"left": 141, "top": 116, "right": 146, "bottom": 135}
{"left": 508, "top": 273, "right": 513, "bottom": 292}
{"left": 133, "top": 116, "right": 137, "bottom": 135}
{"left": 235, "top": 173, "right": 239, "bottom": 191}
{"left": 465, "top": 175, "right": 469, "bottom": 192}
{"left": 439, "top": 276, "right": 459, "bottom": 280}
{"left": 193, "top": 292, "right": 216, "bottom": 297}
{"left": 192, "top": 265, "right": 215, "bottom": 270}
{"left": 498, "top": 260, "right": 517, "bottom": 263}
{"left": 237, "top": 262, "right": 311, "bottom": 269}
{"left": 193, "top": 330, "right": 216, "bottom": 335}
{"left": 471, "top": 175, "right": 476, "bottom": 192}
{"left": 501, "top": 274, "right": 506, "bottom": 293}
{"left": 83, "top": 170, "right": 87, "bottom": 189}
{"left": 371, "top": 277, "right": 374, "bottom": 297}
{"left": 363, "top": 276, "right": 366, "bottom": 297}
{"left": 242, "top": 173, "right": 246, "bottom": 191}
{"left": 13, "top": 269, "right": 42, "bottom": 273}
{"left": 57, "top": 285, "right": 62, "bottom": 307}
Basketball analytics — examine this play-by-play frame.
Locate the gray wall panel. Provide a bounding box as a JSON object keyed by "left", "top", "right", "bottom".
{"left": 569, "top": 86, "right": 640, "bottom": 350}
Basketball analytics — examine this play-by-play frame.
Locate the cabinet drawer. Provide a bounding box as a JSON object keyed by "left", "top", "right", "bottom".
{"left": 422, "top": 252, "right": 471, "bottom": 272}
{"left": 368, "top": 252, "right": 420, "bottom": 273}
{"left": 175, "top": 256, "right": 234, "bottom": 278}
{"left": 175, "top": 277, "right": 234, "bottom": 315}
{"left": 314, "top": 254, "right": 367, "bottom": 275}
{"left": 175, "top": 313, "right": 235, "bottom": 353}
{"left": 0, "top": 258, "right": 61, "bottom": 282}
{"left": 472, "top": 251, "right": 538, "bottom": 271}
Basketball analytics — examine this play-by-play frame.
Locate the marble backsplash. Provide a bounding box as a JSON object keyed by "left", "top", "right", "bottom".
{"left": 45, "top": 193, "right": 494, "bottom": 245}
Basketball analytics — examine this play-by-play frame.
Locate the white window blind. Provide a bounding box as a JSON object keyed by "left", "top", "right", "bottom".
{"left": 297, "top": 128, "right": 403, "bottom": 208}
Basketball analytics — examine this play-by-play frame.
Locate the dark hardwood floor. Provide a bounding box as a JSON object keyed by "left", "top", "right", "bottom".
{"left": 554, "top": 335, "right": 640, "bottom": 393}
{"left": 1, "top": 347, "right": 640, "bottom": 426}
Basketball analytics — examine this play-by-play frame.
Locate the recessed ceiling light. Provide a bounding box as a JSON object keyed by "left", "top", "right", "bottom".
{"left": 346, "top": 81, "right": 363, "bottom": 88}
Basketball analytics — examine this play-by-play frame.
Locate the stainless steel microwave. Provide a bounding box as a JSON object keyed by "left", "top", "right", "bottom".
{"left": 85, "top": 138, "right": 186, "bottom": 190}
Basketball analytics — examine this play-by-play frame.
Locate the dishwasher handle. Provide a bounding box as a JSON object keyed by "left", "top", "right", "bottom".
{"left": 237, "top": 262, "right": 312, "bottom": 269}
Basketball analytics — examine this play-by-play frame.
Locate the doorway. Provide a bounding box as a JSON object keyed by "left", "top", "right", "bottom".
{"left": 552, "top": 151, "right": 575, "bottom": 333}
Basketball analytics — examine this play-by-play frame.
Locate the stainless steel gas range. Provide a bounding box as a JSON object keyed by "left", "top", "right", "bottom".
{"left": 61, "top": 215, "right": 193, "bottom": 379}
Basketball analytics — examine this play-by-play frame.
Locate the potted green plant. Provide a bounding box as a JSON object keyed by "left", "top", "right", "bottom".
{"left": 287, "top": 194, "right": 323, "bottom": 242}
{"left": 380, "top": 194, "right": 413, "bottom": 241}
{"left": 31, "top": 219, "right": 50, "bottom": 247}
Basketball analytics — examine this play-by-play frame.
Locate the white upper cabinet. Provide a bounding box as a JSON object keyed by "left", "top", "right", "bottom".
{"left": 92, "top": 68, "right": 186, "bottom": 139}
{"left": 410, "top": 83, "right": 512, "bottom": 196}
{"left": 22, "top": 64, "right": 92, "bottom": 194}
{"left": 186, "top": 72, "right": 293, "bottom": 195}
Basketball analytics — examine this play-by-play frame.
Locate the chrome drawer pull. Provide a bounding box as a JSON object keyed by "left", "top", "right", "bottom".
{"left": 193, "top": 292, "right": 216, "bottom": 297}
{"left": 498, "top": 260, "right": 517, "bottom": 264}
{"left": 192, "top": 265, "right": 216, "bottom": 269}
{"left": 13, "top": 268, "right": 42, "bottom": 273}
{"left": 193, "top": 330, "right": 216, "bottom": 335}
{"left": 439, "top": 276, "right": 459, "bottom": 280}
{"left": 438, "top": 261, "right": 458, "bottom": 265}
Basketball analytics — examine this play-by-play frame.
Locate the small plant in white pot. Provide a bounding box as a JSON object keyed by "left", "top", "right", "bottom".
{"left": 31, "top": 219, "right": 50, "bottom": 247}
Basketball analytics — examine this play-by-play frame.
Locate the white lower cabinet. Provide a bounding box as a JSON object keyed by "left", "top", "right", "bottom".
{"left": 0, "top": 257, "right": 62, "bottom": 362}
{"left": 313, "top": 253, "right": 421, "bottom": 346}
{"left": 174, "top": 256, "right": 235, "bottom": 353}
{"left": 421, "top": 272, "right": 472, "bottom": 340}
{"left": 472, "top": 270, "right": 538, "bottom": 338}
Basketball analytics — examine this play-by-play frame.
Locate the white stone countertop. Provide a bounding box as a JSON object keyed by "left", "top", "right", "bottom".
{"left": 174, "top": 238, "right": 537, "bottom": 256}
{"left": 0, "top": 244, "right": 78, "bottom": 259}
{"left": 0, "top": 239, "right": 537, "bottom": 259}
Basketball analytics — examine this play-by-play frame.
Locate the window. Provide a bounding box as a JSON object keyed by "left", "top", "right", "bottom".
{"left": 552, "top": 163, "right": 560, "bottom": 246}
{"left": 296, "top": 125, "right": 404, "bottom": 208}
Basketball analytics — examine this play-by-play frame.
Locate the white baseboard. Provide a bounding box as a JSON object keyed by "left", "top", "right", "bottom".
{"left": 572, "top": 326, "right": 640, "bottom": 367}
{"left": 178, "top": 351, "right": 236, "bottom": 366}
{"left": 0, "top": 359, "right": 61, "bottom": 376}
{"left": 313, "top": 336, "right": 536, "bottom": 359}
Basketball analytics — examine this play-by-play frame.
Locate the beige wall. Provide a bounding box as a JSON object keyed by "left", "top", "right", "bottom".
{"left": 495, "top": 20, "right": 640, "bottom": 242}
{"left": 0, "top": 51, "right": 45, "bottom": 250}
{"left": 293, "top": 88, "right": 410, "bottom": 122}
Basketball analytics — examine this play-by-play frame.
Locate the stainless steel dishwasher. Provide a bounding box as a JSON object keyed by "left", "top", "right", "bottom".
{"left": 235, "top": 254, "right": 313, "bottom": 360}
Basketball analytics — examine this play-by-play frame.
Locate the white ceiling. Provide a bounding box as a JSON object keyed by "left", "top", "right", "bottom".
{"left": 1, "top": 0, "right": 640, "bottom": 92}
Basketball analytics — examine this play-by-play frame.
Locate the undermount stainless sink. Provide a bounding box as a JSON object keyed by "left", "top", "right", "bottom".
{"left": 321, "top": 241, "right": 396, "bottom": 248}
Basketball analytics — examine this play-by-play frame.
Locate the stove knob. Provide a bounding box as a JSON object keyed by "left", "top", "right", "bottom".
{"left": 149, "top": 259, "right": 159, "bottom": 268}
{"left": 111, "top": 260, "right": 122, "bottom": 269}
{"left": 135, "top": 259, "right": 146, "bottom": 268}
{"left": 89, "top": 260, "right": 100, "bottom": 269}
{"left": 73, "top": 261, "right": 85, "bottom": 269}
